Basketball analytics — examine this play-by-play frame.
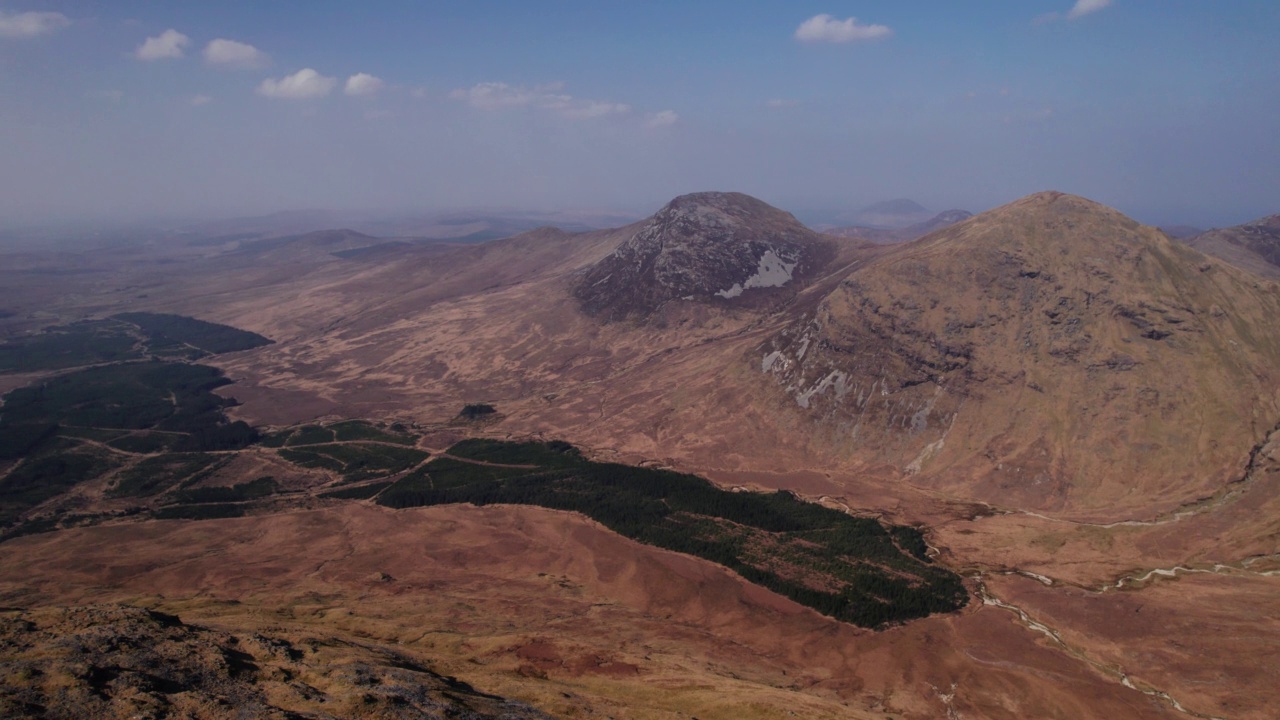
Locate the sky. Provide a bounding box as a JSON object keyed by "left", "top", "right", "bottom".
{"left": 1, "top": 1, "right": 1278, "bottom": 228}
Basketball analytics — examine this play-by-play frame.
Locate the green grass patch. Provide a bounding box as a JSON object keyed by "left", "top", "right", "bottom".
{"left": 329, "top": 420, "right": 417, "bottom": 445}
{"left": 108, "top": 453, "right": 223, "bottom": 498}
{"left": 153, "top": 503, "right": 246, "bottom": 521}
{"left": 173, "top": 476, "right": 278, "bottom": 504}
{"left": 382, "top": 457, "right": 532, "bottom": 499}
{"left": 445, "top": 438, "right": 581, "bottom": 467}
{"left": 319, "top": 482, "right": 392, "bottom": 500}
{"left": 0, "top": 443, "right": 122, "bottom": 526}
{"left": 259, "top": 429, "right": 292, "bottom": 448}
{"left": 458, "top": 403, "right": 496, "bottom": 420}
{"left": 57, "top": 426, "right": 129, "bottom": 442}
{"left": 377, "top": 440, "right": 968, "bottom": 629}
{"left": 113, "top": 312, "right": 273, "bottom": 355}
{"left": 0, "top": 423, "right": 59, "bottom": 461}
{"left": 277, "top": 448, "right": 345, "bottom": 473}
{"left": 107, "top": 433, "right": 175, "bottom": 454}
{"left": 284, "top": 425, "right": 335, "bottom": 446}
{"left": 278, "top": 443, "right": 429, "bottom": 481}
{"left": 0, "top": 314, "right": 271, "bottom": 375}
{"left": 0, "top": 320, "right": 143, "bottom": 373}
{"left": 0, "top": 361, "right": 258, "bottom": 453}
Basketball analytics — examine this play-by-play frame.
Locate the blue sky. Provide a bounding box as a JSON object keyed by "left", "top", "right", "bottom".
{"left": 1, "top": 1, "right": 1277, "bottom": 227}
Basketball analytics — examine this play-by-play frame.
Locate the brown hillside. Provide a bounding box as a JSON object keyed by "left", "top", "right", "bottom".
{"left": 760, "top": 192, "right": 1280, "bottom": 516}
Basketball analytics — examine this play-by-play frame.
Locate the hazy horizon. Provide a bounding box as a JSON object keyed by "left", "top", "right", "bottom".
{"left": 2, "top": 1, "right": 1278, "bottom": 229}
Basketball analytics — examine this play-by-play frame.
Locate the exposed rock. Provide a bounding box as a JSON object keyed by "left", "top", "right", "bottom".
{"left": 0, "top": 604, "right": 554, "bottom": 720}
{"left": 573, "top": 192, "right": 835, "bottom": 321}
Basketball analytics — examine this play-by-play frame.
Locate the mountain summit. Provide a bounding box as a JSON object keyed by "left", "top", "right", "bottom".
{"left": 573, "top": 192, "right": 834, "bottom": 321}
{"left": 760, "top": 191, "right": 1280, "bottom": 514}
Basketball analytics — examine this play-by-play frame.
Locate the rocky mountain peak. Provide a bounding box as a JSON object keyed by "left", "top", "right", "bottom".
{"left": 573, "top": 191, "right": 834, "bottom": 321}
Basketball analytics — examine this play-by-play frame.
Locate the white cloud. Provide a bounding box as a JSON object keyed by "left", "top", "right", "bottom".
{"left": 450, "top": 81, "right": 630, "bottom": 120}
{"left": 190, "top": 94, "right": 213, "bottom": 106}
{"left": 0, "top": 10, "right": 69, "bottom": 39}
{"left": 135, "top": 28, "right": 189, "bottom": 60}
{"left": 256, "top": 68, "right": 337, "bottom": 100}
{"left": 450, "top": 82, "right": 544, "bottom": 109}
{"left": 645, "top": 110, "right": 679, "bottom": 128}
{"left": 203, "top": 38, "right": 269, "bottom": 68}
{"left": 795, "top": 14, "right": 891, "bottom": 43}
{"left": 1067, "top": 0, "right": 1112, "bottom": 19}
{"left": 344, "top": 73, "right": 385, "bottom": 97}
{"left": 541, "top": 95, "right": 630, "bottom": 119}
{"left": 410, "top": 87, "right": 428, "bottom": 99}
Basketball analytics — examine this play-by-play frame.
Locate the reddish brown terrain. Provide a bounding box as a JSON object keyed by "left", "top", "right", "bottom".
{"left": 1, "top": 190, "right": 1278, "bottom": 719}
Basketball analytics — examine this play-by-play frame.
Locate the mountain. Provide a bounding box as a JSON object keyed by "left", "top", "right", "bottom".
{"left": 1185, "top": 214, "right": 1280, "bottom": 279}
{"left": 825, "top": 209, "right": 973, "bottom": 244}
{"left": 1158, "top": 224, "right": 1203, "bottom": 240}
{"left": 183, "top": 208, "right": 640, "bottom": 245}
{"left": 573, "top": 192, "right": 836, "bottom": 321}
{"left": 850, "top": 198, "right": 932, "bottom": 228}
{"left": 5, "top": 189, "right": 1280, "bottom": 719}
{"left": 760, "top": 191, "right": 1280, "bottom": 514}
{"left": 217, "top": 228, "right": 387, "bottom": 261}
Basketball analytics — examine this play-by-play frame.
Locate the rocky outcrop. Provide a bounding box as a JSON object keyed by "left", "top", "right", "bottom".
{"left": 573, "top": 192, "right": 834, "bottom": 321}
{"left": 0, "top": 604, "right": 554, "bottom": 720}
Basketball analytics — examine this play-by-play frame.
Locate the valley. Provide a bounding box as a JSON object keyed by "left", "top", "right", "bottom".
{"left": 1, "top": 191, "right": 1278, "bottom": 719}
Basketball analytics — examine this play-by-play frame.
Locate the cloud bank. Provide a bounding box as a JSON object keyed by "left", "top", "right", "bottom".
{"left": 795, "top": 14, "right": 892, "bottom": 43}
{"left": 645, "top": 110, "right": 679, "bottom": 128}
{"left": 344, "top": 73, "right": 384, "bottom": 96}
{"left": 257, "top": 68, "right": 337, "bottom": 99}
{"left": 204, "top": 38, "right": 269, "bottom": 68}
{"left": 0, "top": 10, "right": 69, "bottom": 39}
{"left": 450, "top": 81, "right": 630, "bottom": 119}
{"left": 135, "top": 29, "right": 189, "bottom": 60}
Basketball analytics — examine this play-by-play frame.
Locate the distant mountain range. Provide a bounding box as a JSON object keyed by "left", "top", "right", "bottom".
{"left": 1183, "top": 213, "right": 1280, "bottom": 279}
{"left": 823, "top": 209, "right": 974, "bottom": 243}
{"left": 178, "top": 207, "right": 642, "bottom": 245}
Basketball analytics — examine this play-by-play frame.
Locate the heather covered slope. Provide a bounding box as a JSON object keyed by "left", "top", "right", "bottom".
{"left": 760, "top": 192, "right": 1280, "bottom": 516}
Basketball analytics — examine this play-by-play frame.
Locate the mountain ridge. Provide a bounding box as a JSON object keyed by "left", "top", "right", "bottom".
{"left": 757, "top": 190, "right": 1280, "bottom": 514}
{"left": 1186, "top": 213, "right": 1280, "bottom": 279}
